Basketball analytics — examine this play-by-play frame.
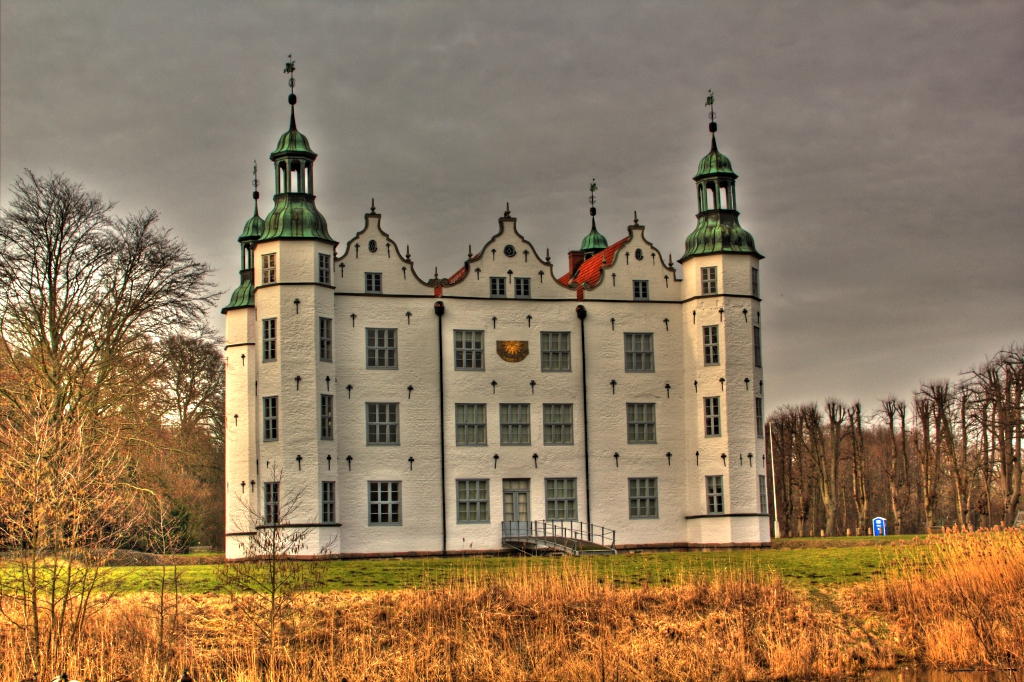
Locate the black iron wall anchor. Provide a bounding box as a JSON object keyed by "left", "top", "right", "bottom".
{"left": 295, "top": 375, "right": 302, "bottom": 390}
{"left": 326, "top": 376, "right": 331, "bottom": 391}
{"left": 760, "top": 379, "right": 763, "bottom": 394}
{"left": 527, "top": 314, "right": 532, "bottom": 327}
{"left": 538, "top": 270, "right": 544, "bottom": 283}
{"left": 296, "top": 454, "right": 303, "bottom": 470}
{"left": 346, "top": 384, "right": 353, "bottom": 398}
{"left": 340, "top": 262, "right": 346, "bottom": 278}
{"left": 491, "top": 380, "right": 497, "bottom": 394}
{"left": 745, "top": 378, "right": 750, "bottom": 390}
{"left": 346, "top": 455, "right": 353, "bottom": 471}
{"left": 250, "top": 479, "right": 255, "bottom": 489}
{"left": 233, "top": 414, "right": 238, "bottom": 426}
{"left": 294, "top": 298, "right": 300, "bottom": 314}
{"left": 610, "top": 317, "right": 616, "bottom": 330}
{"left": 721, "top": 452, "right": 727, "bottom": 466}
{"left": 402, "top": 266, "right": 407, "bottom": 279}
{"left": 530, "top": 380, "right": 536, "bottom": 394}
{"left": 748, "top": 453, "right": 754, "bottom": 467}
{"left": 240, "top": 353, "right": 246, "bottom": 366}
{"left": 613, "top": 452, "right": 619, "bottom": 467}
{"left": 491, "top": 248, "right": 496, "bottom": 260}
{"left": 493, "top": 453, "right": 499, "bottom": 469}
{"left": 524, "top": 250, "right": 530, "bottom": 262}
{"left": 492, "top": 316, "right": 497, "bottom": 329}
{"left": 327, "top": 454, "right": 332, "bottom": 470}
{"left": 350, "top": 313, "right": 356, "bottom": 327}
{"left": 532, "top": 453, "right": 539, "bottom": 468}
{"left": 695, "top": 451, "right": 700, "bottom": 466}
{"left": 665, "top": 383, "right": 671, "bottom": 398}
{"left": 406, "top": 311, "right": 412, "bottom": 324}
{"left": 692, "top": 310, "right": 697, "bottom": 324}
{"left": 719, "top": 307, "right": 724, "bottom": 321}
{"left": 408, "top": 457, "right": 415, "bottom": 471}
{"left": 694, "top": 380, "right": 698, "bottom": 393}
{"left": 666, "top": 452, "right": 672, "bottom": 466}
{"left": 663, "top": 318, "right": 669, "bottom": 331}
{"left": 610, "top": 379, "right": 617, "bottom": 394}
{"left": 475, "top": 267, "right": 481, "bottom": 280}
{"left": 612, "top": 273, "right": 616, "bottom": 286}
{"left": 507, "top": 269, "right": 513, "bottom": 282}
{"left": 407, "top": 385, "right": 414, "bottom": 399}
{"left": 743, "top": 308, "right": 748, "bottom": 322}
{"left": 241, "top": 481, "right": 246, "bottom": 492}
{"left": 719, "top": 377, "right": 725, "bottom": 390}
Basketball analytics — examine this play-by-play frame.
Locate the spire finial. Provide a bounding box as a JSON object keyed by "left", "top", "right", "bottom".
{"left": 504, "top": 202, "right": 511, "bottom": 218}
{"left": 252, "top": 161, "right": 260, "bottom": 200}
{"left": 468, "top": 244, "right": 473, "bottom": 257}
{"left": 370, "top": 198, "right": 376, "bottom": 214}
{"left": 705, "top": 89, "right": 718, "bottom": 133}
{"left": 285, "top": 55, "right": 298, "bottom": 127}
{"left": 633, "top": 210, "right": 638, "bottom": 225}
{"left": 589, "top": 179, "right": 598, "bottom": 218}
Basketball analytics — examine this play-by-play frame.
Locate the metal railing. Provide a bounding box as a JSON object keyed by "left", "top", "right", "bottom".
{"left": 501, "top": 520, "right": 616, "bottom": 554}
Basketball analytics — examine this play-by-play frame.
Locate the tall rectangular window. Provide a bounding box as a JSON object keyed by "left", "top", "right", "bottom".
{"left": 706, "top": 475, "right": 724, "bottom": 514}
{"left": 751, "top": 268, "right": 759, "bottom": 298}
{"left": 490, "top": 277, "right": 506, "bottom": 298}
{"left": 499, "top": 404, "right": 530, "bottom": 445}
{"left": 543, "top": 404, "right": 573, "bottom": 445}
{"left": 366, "top": 328, "right": 397, "bottom": 368}
{"left": 368, "top": 481, "right": 401, "bottom": 525}
{"left": 319, "top": 253, "right": 332, "bottom": 284}
{"left": 629, "top": 478, "right": 658, "bottom": 519}
{"left": 457, "top": 479, "right": 489, "bottom": 523}
{"left": 264, "top": 482, "right": 279, "bottom": 524}
{"left": 759, "top": 475, "right": 769, "bottom": 515}
{"left": 367, "top": 403, "right": 399, "bottom": 445}
{"left": 545, "top": 478, "right": 577, "bottom": 520}
{"left": 704, "top": 396, "right": 721, "bottom": 436}
{"left": 320, "top": 394, "right": 334, "bottom": 440}
{"left": 319, "top": 317, "right": 332, "bottom": 361}
{"left": 454, "top": 330, "right": 484, "bottom": 370}
{"left": 514, "top": 277, "right": 531, "bottom": 299}
{"left": 632, "top": 279, "right": 649, "bottom": 300}
{"left": 753, "top": 326, "right": 762, "bottom": 368}
{"left": 755, "top": 397, "right": 764, "bottom": 438}
{"left": 263, "top": 396, "right": 278, "bottom": 441}
{"left": 701, "top": 266, "right": 718, "bottom": 295}
{"left": 624, "top": 333, "right": 654, "bottom": 372}
{"left": 365, "top": 272, "right": 382, "bottom": 293}
{"left": 322, "top": 481, "right": 336, "bottom": 523}
{"left": 262, "top": 318, "right": 277, "bottom": 361}
{"left": 262, "top": 253, "right": 276, "bottom": 284}
{"left": 703, "top": 325, "right": 720, "bottom": 365}
{"left": 455, "top": 404, "right": 487, "bottom": 445}
{"left": 540, "top": 332, "right": 570, "bottom": 371}
{"left": 627, "top": 403, "right": 657, "bottom": 443}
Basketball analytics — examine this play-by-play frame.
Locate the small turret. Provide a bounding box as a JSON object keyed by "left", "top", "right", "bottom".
{"left": 223, "top": 165, "right": 264, "bottom": 312}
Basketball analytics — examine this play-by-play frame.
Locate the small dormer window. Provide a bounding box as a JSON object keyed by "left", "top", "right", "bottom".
{"left": 365, "top": 272, "right": 382, "bottom": 294}
{"left": 701, "top": 267, "right": 718, "bottom": 295}
{"left": 632, "top": 280, "right": 649, "bottom": 300}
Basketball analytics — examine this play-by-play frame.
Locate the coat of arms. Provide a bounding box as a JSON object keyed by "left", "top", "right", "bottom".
{"left": 496, "top": 340, "right": 529, "bottom": 362}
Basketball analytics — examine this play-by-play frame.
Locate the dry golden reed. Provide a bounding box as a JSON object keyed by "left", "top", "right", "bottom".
{"left": 2, "top": 528, "right": 1021, "bottom": 682}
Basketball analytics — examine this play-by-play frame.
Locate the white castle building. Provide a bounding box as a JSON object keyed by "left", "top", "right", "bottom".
{"left": 223, "top": 89, "right": 769, "bottom": 559}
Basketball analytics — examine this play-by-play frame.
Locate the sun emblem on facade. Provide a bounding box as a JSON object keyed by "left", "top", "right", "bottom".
{"left": 495, "top": 340, "right": 529, "bottom": 362}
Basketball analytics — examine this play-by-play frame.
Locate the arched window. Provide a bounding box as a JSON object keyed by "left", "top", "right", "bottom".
{"left": 278, "top": 163, "right": 287, "bottom": 193}
{"left": 290, "top": 162, "right": 301, "bottom": 194}
{"left": 305, "top": 163, "right": 313, "bottom": 194}
{"left": 705, "top": 182, "right": 717, "bottom": 210}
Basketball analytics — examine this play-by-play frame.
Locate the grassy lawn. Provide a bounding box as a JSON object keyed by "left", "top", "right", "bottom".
{"left": 105, "top": 535, "right": 925, "bottom": 594}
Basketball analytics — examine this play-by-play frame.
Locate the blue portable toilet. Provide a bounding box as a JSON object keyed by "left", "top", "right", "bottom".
{"left": 872, "top": 516, "right": 888, "bottom": 536}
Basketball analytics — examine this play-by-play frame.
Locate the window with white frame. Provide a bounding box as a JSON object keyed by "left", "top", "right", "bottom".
{"left": 368, "top": 481, "right": 401, "bottom": 525}
{"left": 456, "top": 479, "right": 489, "bottom": 523}
{"left": 704, "top": 396, "right": 721, "bottom": 436}
{"left": 262, "top": 253, "right": 277, "bottom": 284}
{"left": 755, "top": 397, "right": 764, "bottom": 438}
{"left": 759, "top": 475, "right": 769, "bottom": 515}
{"left": 703, "top": 325, "right": 720, "bottom": 365}
{"left": 701, "top": 266, "right": 718, "bottom": 295}
{"left": 366, "top": 328, "right": 397, "bottom": 368}
{"left": 366, "top": 403, "right": 399, "bottom": 444}
{"left": 319, "top": 317, "right": 332, "bottom": 361}
{"left": 320, "top": 394, "right": 333, "bottom": 440}
{"left": 264, "top": 482, "right": 279, "bottom": 524}
{"left": 490, "top": 277, "right": 506, "bottom": 298}
{"left": 319, "top": 253, "right": 332, "bottom": 284}
{"left": 454, "top": 330, "right": 484, "bottom": 370}
{"left": 543, "top": 404, "right": 573, "bottom": 444}
{"left": 753, "top": 326, "right": 762, "bottom": 368}
{"left": 627, "top": 403, "right": 657, "bottom": 443}
{"left": 455, "top": 404, "right": 487, "bottom": 445}
{"left": 624, "top": 333, "right": 654, "bottom": 372}
{"left": 499, "top": 404, "right": 530, "bottom": 445}
{"left": 322, "top": 481, "right": 336, "bottom": 523}
{"left": 545, "top": 478, "right": 577, "bottom": 520}
{"left": 262, "top": 318, "right": 277, "bottom": 361}
{"left": 365, "top": 272, "right": 382, "bottom": 293}
{"left": 263, "top": 396, "right": 278, "bottom": 441}
{"left": 632, "top": 279, "right": 649, "bottom": 300}
{"left": 751, "top": 268, "right": 759, "bottom": 298}
{"left": 514, "top": 277, "right": 531, "bottom": 299}
{"left": 540, "top": 332, "right": 570, "bottom": 371}
{"left": 706, "top": 475, "right": 724, "bottom": 514}
{"left": 629, "top": 478, "right": 658, "bottom": 519}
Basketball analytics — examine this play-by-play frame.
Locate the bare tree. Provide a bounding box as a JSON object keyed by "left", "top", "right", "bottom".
{"left": 879, "top": 397, "right": 909, "bottom": 534}
{"left": 848, "top": 402, "right": 870, "bottom": 535}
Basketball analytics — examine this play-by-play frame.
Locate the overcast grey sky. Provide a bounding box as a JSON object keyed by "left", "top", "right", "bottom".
{"left": 2, "top": 1, "right": 1021, "bottom": 412}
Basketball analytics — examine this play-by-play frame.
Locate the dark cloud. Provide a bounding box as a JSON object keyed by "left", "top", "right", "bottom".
{"left": 2, "top": 1, "right": 1021, "bottom": 411}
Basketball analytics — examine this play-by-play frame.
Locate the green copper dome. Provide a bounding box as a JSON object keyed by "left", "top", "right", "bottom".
{"left": 223, "top": 275, "right": 255, "bottom": 312}
{"left": 682, "top": 213, "right": 761, "bottom": 261}
{"left": 272, "top": 109, "right": 315, "bottom": 159}
{"left": 239, "top": 203, "right": 264, "bottom": 242}
{"left": 580, "top": 218, "right": 608, "bottom": 252}
{"left": 259, "top": 193, "right": 333, "bottom": 243}
{"left": 694, "top": 135, "right": 736, "bottom": 179}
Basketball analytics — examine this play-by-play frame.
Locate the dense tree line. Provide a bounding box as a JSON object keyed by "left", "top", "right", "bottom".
{"left": 768, "top": 346, "right": 1023, "bottom": 536}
